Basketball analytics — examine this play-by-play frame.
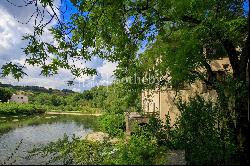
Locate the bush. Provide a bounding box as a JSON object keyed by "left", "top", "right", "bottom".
{"left": 132, "top": 113, "right": 179, "bottom": 149}
{"left": 107, "top": 134, "right": 165, "bottom": 165}
{"left": 175, "top": 95, "right": 236, "bottom": 165}
{"left": 0, "top": 103, "right": 45, "bottom": 115}
{"left": 98, "top": 113, "right": 125, "bottom": 137}
{"left": 27, "top": 134, "right": 168, "bottom": 165}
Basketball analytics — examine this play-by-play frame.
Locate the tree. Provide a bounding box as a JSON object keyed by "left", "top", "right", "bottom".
{"left": 82, "top": 90, "right": 93, "bottom": 101}
{"left": 51, "top": 94, "right": 64, "bottom": 106}
{"left": 0, "top": 0, "right": 249, "bottom": 163}
{"left": 0, "top": 88, "right": 13, "bottom": 102}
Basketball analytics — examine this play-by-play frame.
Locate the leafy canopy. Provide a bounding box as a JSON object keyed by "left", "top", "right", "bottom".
{"left": 1, "top": 0, "right": 248, "bottom": 90}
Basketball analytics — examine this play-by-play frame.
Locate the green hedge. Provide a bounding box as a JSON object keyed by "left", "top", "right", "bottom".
{"left": 0, "top": 103, "right": 45, "bottom": 115}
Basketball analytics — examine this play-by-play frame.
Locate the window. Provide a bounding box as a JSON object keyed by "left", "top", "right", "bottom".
{"left": 207, "top": 70, "right": 226, "bottom": 84}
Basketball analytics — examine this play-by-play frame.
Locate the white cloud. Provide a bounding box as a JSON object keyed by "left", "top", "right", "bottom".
{"left": 97, "top": 60, "right": 117, "bottom": 85}
{"left": 0, "top": 1, "right": 118, "bottom": 91}
{"left": 72, "top": 88, "right": 81, "bottom": 92}
{"left": 0, "top": 6, "right": 30, "bottom": 57}
{"left": 98, "top": 61, "right": 117, "bottom": 77}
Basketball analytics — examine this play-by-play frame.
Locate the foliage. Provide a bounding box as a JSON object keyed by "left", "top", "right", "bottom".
{"left": 0, "top": 87, "right": 13, "bottom": 102}
{"left": 128, "top": 95, "right": 237, "bottom": 165}
{"left": 0, "top": 103, "right": 45, "bottom": 115}
{"left": 0, "top": 0, "right": 248, "bottom": 163}
{"left": 107, "top": 134, "right": 163, "bottom": 165}
{"left": 175, "top": 95, "right": 236, "bottom": 165}
{"left": 72, "top": 138, "right": 106, "bottom": 165}
{"left": 132, "top": 113, "right": 179, "bottom": 149}
{"left": 27, "top": 133, "right": 167, "bottom": 165}
{"left": 28, "top": 83, "right": 140, "bottom": 114}
{"left": 0, "top": 83, "right": 140, "bottom": 116}
{"left": 29, "top": 93, "right": 66, "bottom": 106}
{"left": 27, "top": 134, "right": 78, "bottom": 165}
{"left": 103, "top": 83, "right": 142, "bottom": 114}
{"left": 215, "top": 75, "right": 249, "bottom": 116}
{"left": 1, "top": 0, "right": 248, "bottom": 93}
{"left": 1, "top": 62, "right": 27, "bottom": 80}
{"left": 98, "top": 113, "right": 125, "bottom": 137}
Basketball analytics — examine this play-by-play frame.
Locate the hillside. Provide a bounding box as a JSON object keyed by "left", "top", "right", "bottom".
{"left": 0, "top": 82, "right": 74, "bottom": 95}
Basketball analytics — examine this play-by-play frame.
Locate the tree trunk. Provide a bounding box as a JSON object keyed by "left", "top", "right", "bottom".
{"left": 222, "top": 35, "right": 249, "bottom": 165}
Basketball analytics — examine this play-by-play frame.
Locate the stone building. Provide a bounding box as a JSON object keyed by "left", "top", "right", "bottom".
{"left": 141, "top": 57, "right": 233, "bottom": 125}
{"left": 9, "top": 94, "right": 29, "bottom": 104}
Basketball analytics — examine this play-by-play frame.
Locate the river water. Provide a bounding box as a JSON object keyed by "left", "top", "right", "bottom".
{"left": 0, "top": 114, "right": 97, "bottom": 165}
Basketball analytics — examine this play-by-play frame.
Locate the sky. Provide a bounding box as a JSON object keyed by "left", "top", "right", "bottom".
{"left": 0, "top": 0, "right": 117, "bottom": 92}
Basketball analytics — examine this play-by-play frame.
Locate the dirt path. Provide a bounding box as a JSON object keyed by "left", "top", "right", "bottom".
{"left": 46, "top": 111, "right": 102, "bottom": 116}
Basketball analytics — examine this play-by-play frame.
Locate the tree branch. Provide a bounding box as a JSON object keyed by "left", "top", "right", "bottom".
{"left": 221, "top": 39, "right": 240, "bottom": 78}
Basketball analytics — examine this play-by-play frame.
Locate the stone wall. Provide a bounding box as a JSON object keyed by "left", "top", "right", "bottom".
{"left": 141, "top": 57, "right": 232, "bottom": 125}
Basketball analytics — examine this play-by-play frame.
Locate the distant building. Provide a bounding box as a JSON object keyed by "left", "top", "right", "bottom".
{"left": 9, "top": 94, "right": 28, "bottom": 104}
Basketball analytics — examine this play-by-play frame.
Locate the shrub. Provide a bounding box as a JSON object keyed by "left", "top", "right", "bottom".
{"left": 27, "top": 134, "right": 168, "bottom": 165}
{"left": 27, "top": 135, "right": 112, "bottom": 165}
{"left": 98, "top": 113, "right": 125, "bottom": 137}
{"left": 130, "top": 112, "right": 179, "bottom": 149}
{"left": 175, "top": 95, "right": 236, "bottom": 165}
{"left": 107, "top": 134, "right": 164, "bottom": 165}
{"left": 0, "top": 103, "right": 45, "bottom": 115}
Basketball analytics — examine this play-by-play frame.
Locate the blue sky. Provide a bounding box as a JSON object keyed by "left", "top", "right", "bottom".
{"left": 243, "top": 0, "right": 249, "bottom": 15}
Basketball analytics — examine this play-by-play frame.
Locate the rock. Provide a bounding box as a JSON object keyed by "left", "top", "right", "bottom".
{"left": 109, "top": 138, "right": 119, "bottom": 144}
{"left": 85, "top": 132, "right": 119, "bottom": 144}
{"left": 86, "top": 132, "right": 109, "bottom": 142}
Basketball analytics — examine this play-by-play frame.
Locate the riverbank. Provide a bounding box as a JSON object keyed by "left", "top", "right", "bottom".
{"left": 46, "top": 111, "right": 103, "bottom": 116}
{"left": 0, "top": 103, "right": 45, "bottom": 115}
{"left": 84, "top": 131, "right": 186, "bottom": 165}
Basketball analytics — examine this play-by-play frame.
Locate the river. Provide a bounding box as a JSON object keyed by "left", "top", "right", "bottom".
{"left": 0, "top": 114, "right": 98, "bottom": 165}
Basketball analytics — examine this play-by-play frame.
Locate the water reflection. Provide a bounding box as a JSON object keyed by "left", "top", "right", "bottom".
{"left": 0, "top": 114, "right": 97, "bottom": 165}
